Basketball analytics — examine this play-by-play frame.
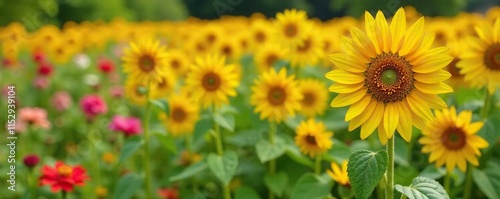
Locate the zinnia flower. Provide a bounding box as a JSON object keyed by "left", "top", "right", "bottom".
{"left": 97, "top": 57, "right": 115, "bottom": 74}
{"left": 108, "top": 115, "right": 142, "bottom": 136}
{"left": 39, "top": 161, "right": 89, "bottom": 192}
{"left": 17, "top": 107, "right": 51, "bottom": 132}
{"left": 157, "top": 187, "right": 179, "bottom": 199}
{"left": 80, "top": 94, "right": 107, "bottom": 120}
{"left": 51, "top": 91, "right": 72, "bottom": 112}
{"left": 23, "top": 154, "right": 40, "bottom": 168}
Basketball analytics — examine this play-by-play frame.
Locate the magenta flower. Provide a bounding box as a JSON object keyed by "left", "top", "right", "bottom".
{"left": 108, "top": 116, "right": 142, "bottom": 136}
{"left": 23, "top": 154, "right": 40, "bottom": 168}
{"left": 80, "top": 95, "right": 107, "bottom": 120}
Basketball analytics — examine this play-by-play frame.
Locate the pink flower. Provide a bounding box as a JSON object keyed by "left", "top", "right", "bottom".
{"left": 51, "top": 91, "right": 72, "bottom": 112}
{"left": 80, "top": 95, "right": 107, "bottom": 120}
{"left": 108, "top": 116, "right": 142, "bottom": 136}
{"left": 17, "top": 107, "right": 51, "bottom": 132}
{"left": 23, "top": 154, "right": 40, "bottom": 168}
{"left": 33, "top": 76, "right": 50, "bottom": 90}
{"left": 109, "top": 86, "right": 124, "bottom": 98}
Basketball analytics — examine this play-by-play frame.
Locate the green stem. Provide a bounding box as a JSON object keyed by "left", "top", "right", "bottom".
{"left": 463, "top": 166, "right": 473, "bottom": 199}
{"left": 185, "top": 135, "right": 193, "bottom": 154}
{"left": 386, "top": 137, "right": 394, "bottom": 199}
{"left": 62, "top": 191, "right": 67, "bottom": 199}
{"left": 143, "top": 82, "right": 153, "bottom": 199}
{"left": 28, "top": 169, "right": 35, "bottom": 199}
{"left": 444, "top": 171, "right": 451, "bottom": 195}
{"left": 268, "top": 123, "right": 277, "bottom": 199}
{"left": 314, "top": 155, "right": 322, "bottom": 175}
{"left": 480, "top": 89, "right": 492, "bottom": 119}
{"left": 212, "top": 106, "right": 231, "bottom": 199}
{"left": 90, "top": 132, "right": 101, "bottom": 187}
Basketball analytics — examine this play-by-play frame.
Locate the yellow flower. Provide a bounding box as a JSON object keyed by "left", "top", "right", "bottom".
{"left": 214, "top": 36, "right": 241, "bottom": 62}
{"left": 122, "top": 39, "right": 169, "bottom": 84}
{"left": 457, "top": 17, "right": 500, "bottom": 94}
{"left": 326, "top": 8, "right": 453, "bottom": 144}
{"left": 288, "top": 31, "right": 322, "bottom": 68}
{"left": 254, "top": 42, "right": 287, "bottom": 73}
{"left": 445, "top": 40, "right": 467, "bottom": 88}
{"left": 298, "top": 79, "right": 328, "bottom": 118}
{"left": 419, "top": 106, "right": 489, "bottom": 172}
{"left": 274, "top": 9, "right": 312, "bottom": 48}
{"left": 185, "top": 54, "right": 239, "bottom": 108}
{"left": 159, "top": 93, "right": 199, "bottom": 137}
{"left": 327, "top": 160, "right": 350, "bottom": 187}
{"left": 251, "top": 68, "right": 302, "bottom": 123}
{"left": 249, "top": 19, "right": 274, "bottom": 51}
{"left": 295, "top": 119, "right": 333, "bottom": 157}
{"left": 151, "top": 75, "right": 177, "bottom": 100}
{"left": 124, "top": 77, "right": 151, "bottom": 106}
{"left": 95, "top": 186, "right": 108, "bottom": 198}
{"left": 102, "top": 152, "right": 116, "bottom": 164}
{"left": 165, "top": 49, "right": 190, "bottom": 77}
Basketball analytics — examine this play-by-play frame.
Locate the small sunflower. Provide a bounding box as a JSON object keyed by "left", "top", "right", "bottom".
{"left": 457, "top": 17, "right": 500, "bottom": 94}
{"left": 294, "top": 119, "right": 333, "bottom": 157}
{"left": 124, "top": 78, "right": 150, "bottom": 105}
{"left": 254, "top": 42, "right": 287, "bottom": 73}
{"left": 151, "top": 75, "right": 177, "bottom": 99}
{"left": 326, "top": 160, "right": 350, "bottom": 187}
{"left": 445, "top": 40, "right": 467, "bottom": 88}
{"left": 158, "top": 94, "right": 199, "bottom": 137}
{"left": 251, "top": 68, "right": 302, "bottom": 123}
{"left": 215, "top": 36, "right": 241, "bottom": 62}
{"left": 185, "top": 54, "right": 239, "bottom": 108}
{"left": 249, "top": 19, "right": 274, "bottom": 50}
{"left": 165, "top": 49, "right": 190, "bottom": 77}
{"left": 419, "top": 106, "right": 489, "bottom": 172}
{"left": 298, "top": 79, "right": 328, "bottom": 118}
{"left": 326, "top": 8, "right": 453, "bottom": 144}
{"left": 274, "top": 9, "right": 312, "bottom": 48}
{"left": 122, "top": 39, "right": 168, "bottom": 84}
{"left": 288, "top": 31, "right": 322, "bottom": 68}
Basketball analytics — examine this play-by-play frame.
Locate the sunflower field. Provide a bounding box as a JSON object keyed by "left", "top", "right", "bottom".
{"left": 1, "top": 2, "right": 500, "bottom": 199}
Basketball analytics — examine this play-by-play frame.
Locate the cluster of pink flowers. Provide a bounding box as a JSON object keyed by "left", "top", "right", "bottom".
{"left": 108, "top": 115, "right": 142, "bottom": 136}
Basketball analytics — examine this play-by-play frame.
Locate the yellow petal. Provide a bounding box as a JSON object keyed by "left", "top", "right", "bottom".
{"left": 364, "top": 11, "right": 381, "bottom": 54}
{"left": 406, "top": 94, "right": 434, "bottom": 121}
{"left": 466, "top": 122, "right": 484, "bottom": 135}
{"left": 339, "top": 36, "right": 370, "bottom": 64}
{"left": 350, "top": 27, "right": 377, "bottom": 58}
{"left": 383, "top": 103, "right": 399, "bottom": 138}
{"left": 329, "top": 53, "right": 366, "bottom": 73}
{"left": 390, "top": 8, "right": 406, "bottom": 53}
{"left": 494, "top": 17, "right": 500, "bottom": 42}
{"left": 330, "top": 88, "right": 367, "bottom": 107}
{"left": 412, "top": 91, "right": 447, "bottom": 110}
{"left": 325, "top": 69, "right": 365, "bottom": 84}
{"left": 348, "top": 100, "right": 377, "bottom": 131}
{"left": 414, "top": 70, "right": 451, "bottom": 84}
{"left": 345, "top": 95, "right": 372, "bottom": 121}
{"left": 329, "top": 82, "right": 364, "bottom": 93}
{"left": 375, "top": 11, "right": 390, "bottom": 52}
{"left": 378, "top": 123, "right": 389, "bottom": 145}
{"left": 396, "top": 102, "right": 413, "bottom": 142}
{"left": 360, "top": 102, "right": 384, "bottom": 140}
{"left": 400, "top": 17, "right": 424, "bottom": 56}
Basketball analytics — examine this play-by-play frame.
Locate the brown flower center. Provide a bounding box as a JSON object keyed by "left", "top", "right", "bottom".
{"left": 305, "top": 134, "right": 317, "bottom": 145}
{"left": 255, "top": 31, "right": 266, "bottom": 43}
{"left": 266, "top": 54, "right": 279, "bottom": 67}
{"left": 302, "top": 92, "right": 316, "bottom": 106}
{"left": 284, "top": 23, "right": 298, "bottom": 38}
{"left": 139, "top": 55, "right": 155, "bottom": 72}
{"left": 297, "top": 38, "right": 312, "bottom": 52}
{"left": 57, "top": 165, "right": 73, "bottom": 177}
{"left": 441, "top": 126, "right": 466, "bottom": 150}
{"left": 447, "top": 58, "right": 462, "bottom": 78}
{"left": 267, "top": 86, "right": 287, "bottom": 105}
{"left": 202, "top": 72, "right": 221, "bottom": 91}
{"left": 207, "top": 33, "right": 216, "bottom": 44}
{"left": 157, "top": 78, "right": 168, "bottom": 89}
{"left": 171, "top": 59, "right": 180, "bottom": 69}
{"left": 171, "top": 107, "right": 187, "bottom": 122}
{"left": 365, "top": 53, "right": 414, "bottom": 103}
{"left": 222, "top": 45, "right": 232, "bottom": 57}
{"left": 484, "top": 43, "right": 500, "bottom": 70}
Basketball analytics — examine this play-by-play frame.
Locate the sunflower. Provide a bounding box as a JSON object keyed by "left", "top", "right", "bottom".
{"left": 298, "top": 79, "right": 328, "bottom": 118}
{"left": 48, "top": 40, "right": 75, "bottom": 64}
{"left": 274, "top": 9, "right": 312, "bottom": 48}
{"left": 325, "top": 8, "right": 453, "bottom": 144}
{"left": 457, "top": 17, "right": 500, "bottom": 95}
{"left": 445, "top": 40, "right": 467, "bottom": 88}
{"left": 254, "top": 42, "right": 287, "bottom": 73}
{"left": 158, "top": 94, "right": 199, "bottom": 137}
{"left": 185, "top": 54, "right": 239, "bottom": 108}
{"left": 251, "top": 68, "right": 302, "bottom": 123}
{"left": 294, "top": 118, "right": 333, "bottom": 157}
{"left": 151, "top": 74, "right": 177, "bottom": 99}
{"left": 122, "top": 39, "right": 169, "bottom": 84}
{"left": 326, "top": 160, "right": 350, "bottom": 187}
{"left": 288, "top": 31, "right": 322, "bottom": 68}
{"left": 214, "top": 36, "right": 241, "bottom": 62}
{"left": 249, "top": 19, "right": 274, "bottom": 51}
{"left": 165, "top": 49, "right": 190, "bottom": 77}
{"left": 419, "top": 106, "right": 488, "bottom": 172}
{"left": 124, "top": 77, "right": 151, "bottom": 105}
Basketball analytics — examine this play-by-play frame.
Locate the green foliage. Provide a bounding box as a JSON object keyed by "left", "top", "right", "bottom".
{"left": 113, "top": 173, "right": 143, "bottom": 199}
{"left": 154, "top": 132, "right": 177, "bottom": 154}
{"left": 169, "top": 161, "right": 207, "bottom": 182}
{"left": 234, "top": 186, "right": 262, "bottom": 199}
{"left": 118, "top": 136, "right": 143, "bottom": 163}
{"left": 473, "top": 168, "right": 500, "bottom": 199}
{"left": 290, "top": 173, "right": 331, "bottom": 199}
{"left": 207, "top": 151, "right": 238, "bottom": 186}
{"left": 347, "top": 150, "right": 388, "bottom": 199}
{"left": 255, "top": 137, "right": 286, "bottom": 163}
{"left": 394, "top": 177, "right": 450, "bottom": 199}
{"left": 264, "top": 172, "right": 288, "bottom": 197}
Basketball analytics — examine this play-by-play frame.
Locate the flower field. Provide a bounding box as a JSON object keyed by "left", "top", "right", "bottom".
{"left": 1, "top": 5, "right": 500, "bottom": 199}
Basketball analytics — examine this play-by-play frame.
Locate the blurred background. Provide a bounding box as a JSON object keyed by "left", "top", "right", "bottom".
{"left": 0, "top": 0, "right": 499, "bottom": 30}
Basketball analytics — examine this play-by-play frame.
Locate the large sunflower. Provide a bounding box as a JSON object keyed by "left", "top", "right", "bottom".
{"left": 325, "top": 8, "right": 453, "bottom": 144}
{"left": 457, "top": 17, "right": 500, "bottom": 94}
{"left": 158, "top": 94, "right": 199, "bottom": 137}
{"left": 295, "top": 118, "right": 333, "bottom": 157}
{"left": 122, "top": 39, "right": 169, "bottom": 84}
{"left": 185, "top": 54, "right": 239, "bottom": 108}
{"left": 274, "top": 9, "right": 312, "bottom": 48}
{"left": 251, "top": 68, "right": 302, "bottom": 123}
{"left": 254, "top": 42, "right": 287, "bottom": 73}
{"left": 298, "top": 79, "right": 328, "bottom": 118}
{"left": 419, "top": 106, "right": 488, "bottom": 172}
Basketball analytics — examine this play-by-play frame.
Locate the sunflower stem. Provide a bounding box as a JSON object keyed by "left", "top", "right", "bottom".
{"left": 143, "top": 82, "right": 153, "bottom": 199}
{"left": 61, "top": 191, "right": 67, "bottom": 199}
{"left": 212, "top": 106, "right": 231, "bottom": 199}
{"left": 386, "top": 137, "right": 395, "bottom": 199}
{"left": 480, "top": 90, "right": 492, "bottom": 119}
{"left": 314, "top": 155, "right": 322, "bottom": 175}
{"left": 444, "top": 171, "right": 451, "bottom": 195}
{"left": 269, "top": 122, "right": 277, "bottom": 199}
{"left": 463, "top": 165, "right": 474, "bottom": 199}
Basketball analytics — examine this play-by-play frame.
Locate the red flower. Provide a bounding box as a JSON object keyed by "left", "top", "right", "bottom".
{"left": 23, "top": 154, "right": 40, "bottom": 168}
{"left": 80, "top": 94, "right": 107, "bottom": 120}
{"left": 157, "top": 187, "right": 179, "bottom": 199}
{"left": 32, "top": 51, "right": 46, "bottom": 63}
{"left": 97, "top": 58, "right": 115, "bottom": 74}
{"left": 39, "top": 161, "right": 89, "bottom": 192}
{"left": 37, "top": 62, "right": 53, "bottom": 76}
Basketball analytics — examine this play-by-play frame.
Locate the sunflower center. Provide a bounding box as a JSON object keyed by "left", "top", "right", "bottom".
{"left": 56, "top": 48, "right": 64, "bottom": 55}
{"left": 255, "top": 31, "right": 266, "bottom": 42}
{"left": 135, "top": 85, "right": 147, "bottom": 96}
{"left": 222, "top": 46, "right": 232, "bottom": 56}
{"left": 171, "top": 59, "right": 180, "bottom": 69}
{"left": 302, "top": 92, "right": 316, "bottom": 106}
{"left": 305, "top": 135, "right": 317, "bottom": 145}
{"left": 284, "top": 23, "right": 298, "bottom": 38}
{"left": 484, "top": 43, "right": 500, "bottom": 70}
{"left": 171, "top": 107, "right": 187, "bottom": 122}
{"left": 139, "top": 55, "right": 155, "bottom": 72}
{"left": 365, "top": 53, "right": 414, "bottom": 103}
{"left": 441, "top": 126, "right": 466, "bottom": 150}
{"left": 266, "top": 54, "right": 279, "bottom": 67}
{"left": 268, "top": 86, "right": 287, "bottom": 105}
{"left": 297, "top": 38, "right": 312, "bottom": 52}
{"left": 57, "top": 165, "right": 73, "bottom": 177}
{"left": 207, "top": 34, "right": 216, "bottom": 44}
{"left": 447, "top": 58, "right": 462, "bottom": 77}
{"left": 202, "top": 72, "right": 221, "bottom": 91}
{"left": 157, "top": 78, "right": 168, "bottom": 89}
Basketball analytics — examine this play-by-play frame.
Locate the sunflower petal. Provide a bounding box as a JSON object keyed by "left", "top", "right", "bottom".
{"left": 364, "top": 11, "right": 381, "bottom": 54}
{"left": 396, "top": 102, "right": 413, "bottom": 142}
{"left": 375, "top": 11, "right": 390, "bottom": 52}
{"left": 325, "top": 69, "right": 365, "bottom": 84}
{"left": 414, "top": 70, "right": 451, "bottom": 84}
{"left": 360, "top": 102, "right": 384, "bottom": 140}
{"left": 400, "top": 17, "right": 424, "bottom": 56}
{"left": 330, "top": 88, "right": 367, "bottom": 107}
{"left": 390, "top": 8, "right": 406, "bottom": 53}
{"left": 406, "top": 94, "right": 434, "bottom": 121}
{"left": 345, "top": 95, "right": 372, "bottom": 121}
{"left": 415, "top": 82, "right": 453, "bottom": 94}
{"left": 383, "top": 103, "right": 399, "bottom": 139}
{"left": 329, "top": 53, "right": 366, "bottom": 73}
{"left": 378, "top": 123, "right": 389, "bottom": 145}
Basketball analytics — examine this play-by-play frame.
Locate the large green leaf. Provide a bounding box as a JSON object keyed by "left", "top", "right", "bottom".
{"left": 234, "top": 186, "right": 262, "bottom": 199}
{"left": 290, "top": 173, "right": 331, "bottom": 199}
{"left": 394, "top": 176, "right": 450, "bottom": 199}
{"left": 207, "top": 151, "right": 238, "bottom": 186}
{"left": 213, "top": 112, "right": 235, "bottom": 132}
{"left": 264, "top": 172, "right": 288, "bottom": 197}
{"left": 169, "top": 161, "right": 207, "bottom": 182}
{"left": 112, "top": 173, "right": 143, "bottom": 199}
{"left": 118, "top": 136, "right": 143, "bottom": 164}
{"left": 154, "top": 132, "right": 177, "bottom": 154}
{"left": 473, "top": 168, "right": 499, "bottom": 199}
{"left": 347, "top": 150, "right": 388, "bottom": 199}
{"left": 255, "top": 136, "right": 286, "bottom": 163}
{"left": 149, "top": 98, "right": 169, "bottom": 113}
{"left": 285, "top": 144, "right": 314, "bottom": 168}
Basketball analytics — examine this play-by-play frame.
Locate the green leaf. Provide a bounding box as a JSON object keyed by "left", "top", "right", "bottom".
{"left": 419, "top": 165, "right": 446, "bottom": 180}
{"left": 255, "top": 137, "right": 286, "bottom": 163}
{"left": 207, "top": 151, "right": 238, "bottom": 186}
{"left": 154, "top": 132, "right": 176, "bottom": 154}
{"left": 118, "top": 136, "right": 143, "bottom": 164}
{"left": 347, "top": 150, "right": 388, "bottom": 199}
{"left": 234, "top": 186, "right": 262, "bottom": 199}
{"left": 112, "top": 173, "right": 143, "bottom": 199}
{"left": 394, "top": 176, "right": 450, "bottom": 199}
{"left": 285, "top": 144, "right": 314, "bottom": 168}
{"left": 264, "top": 172, "right": 288, "bottom": 197}
{"left": 149, "top": 98, "right": 169, "bottom": 113}
{"left": 169, "top": 161, "right": 207, "bottom": 182}
{"left": 290, "top": 173, "right": 331, "bottom": 199}
{"left": 213, "top": 112, "right": 235, "bottom": 132}
{"left": 473, "top": 168, "right": 500, "bottom": 199}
